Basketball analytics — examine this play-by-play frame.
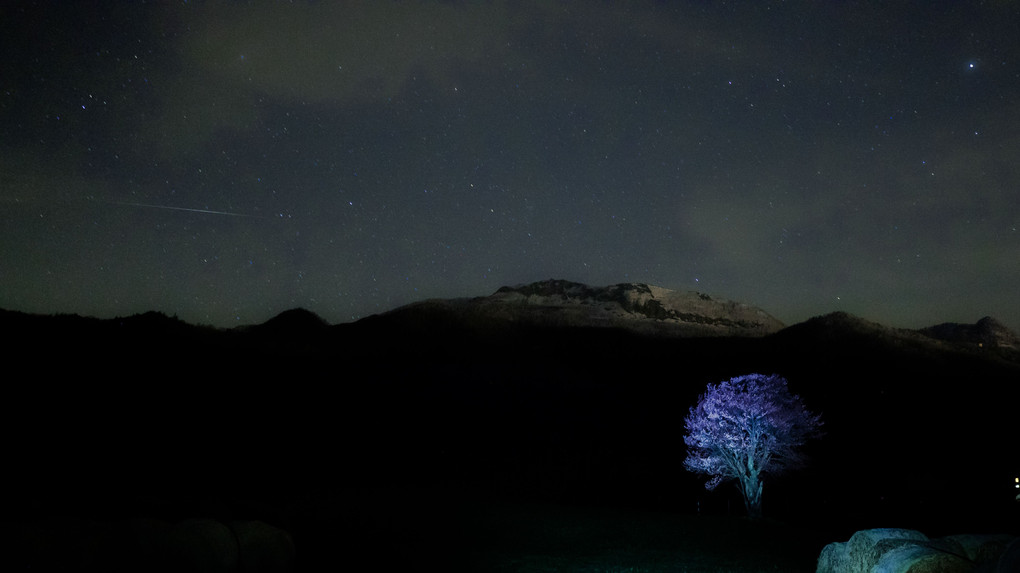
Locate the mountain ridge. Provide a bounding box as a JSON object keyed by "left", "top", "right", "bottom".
{"left": 371, "top": 278, "right": 787, "bottom": 338}
{"left": 359, "top": 279, "right": 1019, "bottom": 355}
{"left": 2, "top": 279, "right": 1018, "bottom": 357}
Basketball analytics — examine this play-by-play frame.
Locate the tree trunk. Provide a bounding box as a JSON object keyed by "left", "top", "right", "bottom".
{"left": 740, "top": 470, "right": 764, "bottom": 519}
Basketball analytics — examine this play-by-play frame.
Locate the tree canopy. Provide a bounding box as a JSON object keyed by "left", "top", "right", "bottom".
{"left": 683, "top": 373, "right": 823, "bottom": 518}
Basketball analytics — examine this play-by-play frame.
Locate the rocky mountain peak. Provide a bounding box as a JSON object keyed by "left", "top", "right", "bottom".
{"left": 975, "top": 316, "right": 1019, "bottom": 349}
{"left": 919, "top": 316, "right": 1020, "bottom": 350}
{"left": 481, "top": 279, "right": 785, "bottom": 337}
{"left": 495, "top": 278, "right": 597, "bottom": 298}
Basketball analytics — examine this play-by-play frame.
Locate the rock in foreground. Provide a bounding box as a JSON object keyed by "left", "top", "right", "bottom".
{"left": 817, "top": 528, "right": 1017, "bottom": 573}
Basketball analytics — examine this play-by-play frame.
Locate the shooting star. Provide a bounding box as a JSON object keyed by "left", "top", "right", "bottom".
{"left": 104, "top": 200, "right": 265, "bottom": 218}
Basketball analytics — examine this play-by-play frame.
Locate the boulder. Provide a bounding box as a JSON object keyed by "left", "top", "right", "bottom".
{"left": 817, "top": 528, "right": 930, "bottom": 573}
{"left": 817, "top": 529, "right": 1019, "bottom": 573}
{"left": 160, "top": 518, "right": 296, "bottom": 573}
{"left": 161, "top": 518, "right": 240, "bottom": 573}
{"left": 116, "top": 517, "right": 174, "bottom": 570}
{"left": 994, "top": 537, "right": 1020, "bottom": 573}
{"left": 230, "top": 520, "right": 296, "bottom": 573}
{"left": 817, "top": 542, "right": 850, "bottom": 573}
{"left": 871, "top": 543, "right": 971, "bottom": 573}
{"left": 944, "top": 535, "right": 1015, "bottom": 566}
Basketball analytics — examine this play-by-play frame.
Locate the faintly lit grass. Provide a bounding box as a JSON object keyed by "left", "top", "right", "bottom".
{"left": 454, "top": 500, "right": 831, "bottom": 573}
{"left": 304, "top": 487, "right": 838, "bottom": 571}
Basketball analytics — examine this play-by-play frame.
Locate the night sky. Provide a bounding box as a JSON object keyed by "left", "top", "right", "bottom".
{"left": 2, "top": 2, "right": 1018, "bottom": 332}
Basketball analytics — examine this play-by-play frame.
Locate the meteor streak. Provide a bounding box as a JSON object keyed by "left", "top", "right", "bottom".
{"left": 106, "top": 200, "right": 263, "bottom": 218}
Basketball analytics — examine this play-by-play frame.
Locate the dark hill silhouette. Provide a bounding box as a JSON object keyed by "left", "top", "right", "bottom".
{"left": 0, "top": 282, "right": 1016, "bottom": 541}
{"left": 240, "top": 307, "right": 331, "bottom": 353}
{"left": 244, "top": 307, "right": 329, "bottom": 334}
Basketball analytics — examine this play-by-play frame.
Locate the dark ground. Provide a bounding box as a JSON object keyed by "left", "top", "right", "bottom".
{"left": 2, "top": 309, "right": 1017, "bottom": 569}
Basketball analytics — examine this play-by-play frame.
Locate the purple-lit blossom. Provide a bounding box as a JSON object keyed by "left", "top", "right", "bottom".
{"left": 683, "top": 373, "right": 822, "bottom": 518}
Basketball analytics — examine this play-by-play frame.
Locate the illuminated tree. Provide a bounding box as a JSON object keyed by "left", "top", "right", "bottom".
{"left": 683, "top": 373, "right": 823, "bottom": 519}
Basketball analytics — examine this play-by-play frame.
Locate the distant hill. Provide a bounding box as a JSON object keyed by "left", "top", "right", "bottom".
{"left": 918, "top": 316, "right": 1020, "bottom": 351}
{"left": 774, "top": 310, "right": 1020, "bottom": 365}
